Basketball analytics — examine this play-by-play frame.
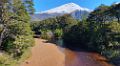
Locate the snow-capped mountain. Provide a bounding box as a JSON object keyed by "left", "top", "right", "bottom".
{"left": 31, "top": 3, "right": 91, "bottom": 21}
{"left": 114, "top": 2, "right": 120, "bottom": 4}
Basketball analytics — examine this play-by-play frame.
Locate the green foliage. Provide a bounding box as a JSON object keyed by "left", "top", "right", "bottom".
{"left": 57, "top": 14, "right": 78, "bottom": 29}
{"left": 0, "top": 25, "right": 3, "bottom": 33}
{"left": 9, "top": 20, "right": 33, "bottom": 36}
{"left": 0, "top": 54, "right": 11, "bottom": 66}
{"left": 18, "top": 48, "right": 31, "bottom": 63}
{"left": 87, "top": 4, "right": 120, "bottom": 62}
{"left": 63, "top": 20, "right": 90, "bottom": 49}
{"left": 0, "top": 0, "right": 34, "bottom": 66}
{"left": 102, "top": 49, "right": 120, "bottom": 59}
{"left": 63, "top": 19, "right": 120, "bottom": 59}
{"left": 86, "top": 4, "right": 120, "bottom": 65}
{"left": 87, "top": 4, "right": 110, "bottom": 23}
{"left": 31, "top": 14, "right": 77, "bottom": 42}
{"left": 31, "top": 14, "right": 78, "bottom": 33}
{"left": 3, "top": 31, "right": 33, "bottom": 57}
{"left": 109, "top": 3, "right": 120, "bottom": 22}
{"left": 54, "top": 28, "right": 63, "bottom": 39}
{"left": 107, "top": 22, "right": 120, "bottom": 33}
{"left": 104, "top": 22, "right": 120, "bottom": 58}
{"left": 1, "top": 19, "right": 34, "bottom": 56}
{"left": 23, "top": 0, "right": 35, "bottom": 14}
{"left": 86, "top": 21, "right": 120, "bottom": 59}
{"left": 0, "top": 51, "right": 31, "bottom": 66}
{"left": 40, "top": 29, "right": 54, "bottom": 40}
{"left": 30, "top": 2, "right": 120, "bottom": 66}
{"left": 0, "top": 53, "right": 17, "bottom": 66}
{"left": 12, "top": 35, "right": 33, "bottom": 56}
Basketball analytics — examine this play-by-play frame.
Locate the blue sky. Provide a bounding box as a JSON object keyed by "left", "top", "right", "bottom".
{"left": 34, "top": 0, "right": 120, "bottom": 13}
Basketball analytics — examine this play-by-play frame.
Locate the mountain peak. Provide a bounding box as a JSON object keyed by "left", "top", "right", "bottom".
{"left": 32, "top": 3, "right": 91, "bottom": 21}
{"left": 64, "top": 2, "right": 80, "bottom": 6}
{"left": 114, "top": 2, "right": 120, "bottom": 4}
{"left": 41, "top": 3, "right": 91, "bottom": 14}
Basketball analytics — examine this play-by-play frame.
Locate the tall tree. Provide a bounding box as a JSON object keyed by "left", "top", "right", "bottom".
{"left": 23, "top": 0, "right": 35, "bottom": 14}
{"left": 87, "top": 4, "right": 110, "bottom": 23}
{"left": 57, "top": 14, "right": 78, "bottom": 31}
{"left": 109, "top": 3, "right": 120, "bottom": 22}
{"left": 0, "top": 0, "right": 34, "bottom": 54}
{"left": 0, "top": 0, "right": 10, "bottom": 47}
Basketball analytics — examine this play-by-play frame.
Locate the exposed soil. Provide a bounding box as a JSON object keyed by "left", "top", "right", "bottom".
{"left": 20, "top": 38, "right": 113, "bottom": 66}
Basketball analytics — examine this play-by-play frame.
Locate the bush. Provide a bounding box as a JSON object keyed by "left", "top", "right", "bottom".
{"left": 40, "top": 29, "right": 54, "bottom": 41}
{"left": 3, "top": 35, "right": 34, "bottom": 57}
{"left": 102, "top": 22, "right": 120, "bottom": 59}
{"left": 8, "top": 21, "right": 33, "bottom": 36}
{"left": 102, "top": 49, "right": 120, "bottom": 59}
{"left": 63, "top": 21, "right": 120, "bottom": 59}
{"left": 63, "top": 21, "right": 90, "bottom": 50}
{"left": 1, "top": 20, "right": 34, "bottom": 57}
{"left": 54, "top": 28, "right": 63, "bottom": 39}
{"left": 0, "top": 53, "right": 17, "bottom": 66}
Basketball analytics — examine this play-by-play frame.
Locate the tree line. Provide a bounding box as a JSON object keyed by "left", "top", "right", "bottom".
{"left": 31, "top": 3, "right": 120, "bottom": 66}
{"left": 0, "top": 0, "right": 34, "bottom": 66}
{"left": 64, "top": 3, "right": 120, "bottom": 66}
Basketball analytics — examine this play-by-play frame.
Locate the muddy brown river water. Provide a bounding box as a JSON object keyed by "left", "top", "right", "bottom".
{"left": 20, "top": 38, "right": 113, "bottom": 66}
{"left": 64, "top": 48, "right": 112, "bottom": 66}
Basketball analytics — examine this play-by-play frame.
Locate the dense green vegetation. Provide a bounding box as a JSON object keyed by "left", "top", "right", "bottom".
{"left": 1, "top": 0, "right": 119, "bottom": 66}
{"left": 31, "top": 3, "right": 120, "bottom": 66}
{"left": 0, "top": 0, "right": 34, "bottom": 66}
{"left": 31, "top": 14, "right": 78, "bottom": 40}
{"left": 64, "top": 4, "right": 120, "bottom": 65}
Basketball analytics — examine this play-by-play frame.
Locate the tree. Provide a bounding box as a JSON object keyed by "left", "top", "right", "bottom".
{"left": 0, "top": 0, "right": 34, "bottom": 65}
{"left": 109, "top": 3, "right": 120, "bottom": 22}
{"left": 63, "top": 20, "right": 90, "bottom": 50}
{"left": 0, "top": 0, "right": 34, "bottom": 57}
{"left": 23, "top": 0, "right": 35, "bottom": 14}
{"left": 57, "top": 14, "right": 78, "bottom": 32}
{"left": 87, "top": 4, "right": 110, "bottom": 23}
{"left": 0, "top": 0, "right": 10, "bottom": 47}
{"left": 12, "top": 0, "right": 30, "bottom": 21}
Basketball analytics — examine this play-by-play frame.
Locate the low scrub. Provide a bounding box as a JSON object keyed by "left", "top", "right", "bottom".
{"left": 54, "top": 28, "right": 63, "bottom": 39}
{"left": 40, "top": 29, "right": 54, "bottom": 41}
{"left": 0, "top": 53, "right": 17, "bottom": 66}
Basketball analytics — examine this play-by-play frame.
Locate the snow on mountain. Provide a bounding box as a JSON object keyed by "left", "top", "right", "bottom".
{"left": 41, "top": 3, "right": 91, "bottom": 14}
{"left": 114, "top": 2, "right": 120, "bottom": 4}
{"left": 31, "top": 3, "right": 91, "bottom": 21}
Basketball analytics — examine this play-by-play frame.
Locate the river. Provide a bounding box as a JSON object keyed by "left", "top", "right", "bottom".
{"left": 56, "top": 39, "right": 113, "bottom": 66}
{"left": 21, "top": 38, "right": 113, "bottom": 66}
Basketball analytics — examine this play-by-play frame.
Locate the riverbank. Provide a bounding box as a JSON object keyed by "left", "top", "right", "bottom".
{"left": 20, "top": 38, "right": 113, "bottom": 66}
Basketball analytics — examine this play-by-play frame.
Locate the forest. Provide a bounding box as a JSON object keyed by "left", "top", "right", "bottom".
{"left": 31, "top": 3, "right": 120, "bottom": 66}
{"left": 0, "top": 0, "right": 120, "bottom": 66}
{"left": 0, "top": 0, "right": 34, "bottom": 66}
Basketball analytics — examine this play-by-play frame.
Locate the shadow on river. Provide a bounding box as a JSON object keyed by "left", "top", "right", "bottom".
{"left": 55, "top": 39, "right": 113, "bottom": 66}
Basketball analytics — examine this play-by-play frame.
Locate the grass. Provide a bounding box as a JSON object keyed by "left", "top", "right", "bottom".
{"left": 0, "top": 47, "right": 32, "bottom": 66}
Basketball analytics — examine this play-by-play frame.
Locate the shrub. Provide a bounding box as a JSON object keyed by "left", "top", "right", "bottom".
{"left": 102, "top": 22, "right": 120, "bottom": 59}
{"left": 8, "top": 21, "right": 33, "bottom": 36}
{"left": 54, "top": 28, "right": 63, "bottom": 39}
{"left": 3, "top": 35, "right": 34, "bottom": 57}
{"left": 63, "top": 21, "right": 120, "bottom": 59}
{"left": 63, "top": 21, "right": 90, "bottom": 50}
{"left": 102, "top": 49, "right": 120, "bottom": 59}
{"left": 40, "top": 29, "right": 54, "bottom": 40}
{"left": 1, "top": 21, "right": 34, "bottom": 57}
{"left": 0, "top": 53, "right": 17, "bottom": 66}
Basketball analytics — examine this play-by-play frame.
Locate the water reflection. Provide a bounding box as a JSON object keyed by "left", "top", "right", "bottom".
{"left": 56, "top": 39, "right": 112, "bottom": 66}
{"left": 57, "top": 48, "right": 112, "bottom": 66}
